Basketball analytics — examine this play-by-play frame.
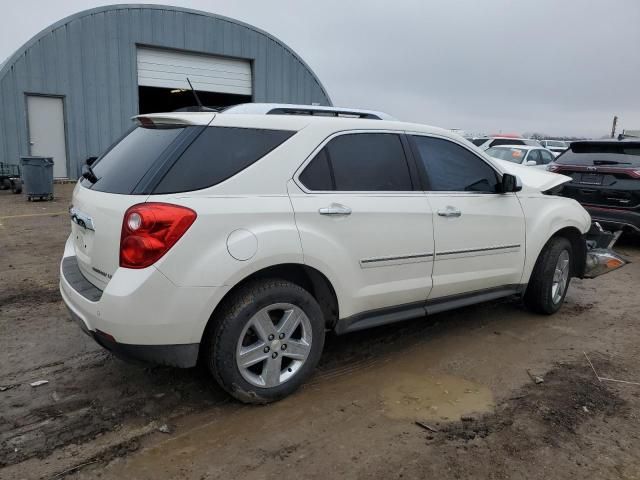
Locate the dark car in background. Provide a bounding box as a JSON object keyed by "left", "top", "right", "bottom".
{"left": 549, "top": 140, "right": 640, "bottom": 233}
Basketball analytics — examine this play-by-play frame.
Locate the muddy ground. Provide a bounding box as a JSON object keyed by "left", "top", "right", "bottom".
{"left": 1, "top": 184, "right": 639, "bottom": 479}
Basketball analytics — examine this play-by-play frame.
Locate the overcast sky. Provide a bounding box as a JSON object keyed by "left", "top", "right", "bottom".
{"left": 1, "top": 0, "right": 639, "bottom": 137}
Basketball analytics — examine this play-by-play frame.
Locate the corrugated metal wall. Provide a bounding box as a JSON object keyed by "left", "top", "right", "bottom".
{"left": 0, "top": 5, "right": 331, "bottom": 178}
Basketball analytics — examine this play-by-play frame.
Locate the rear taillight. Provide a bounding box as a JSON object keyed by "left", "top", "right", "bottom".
{"left": 120, "top": 203, "right": 197, "bottom": 269}
{"left": 547, "top": 164, "right": 561, "bottom": 172}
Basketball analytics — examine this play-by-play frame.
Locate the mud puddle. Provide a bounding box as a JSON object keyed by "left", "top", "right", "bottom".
{"left": 380, "top": 372, "right": 493, "bottom": 421}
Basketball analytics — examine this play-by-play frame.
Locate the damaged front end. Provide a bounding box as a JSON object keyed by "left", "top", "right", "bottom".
{"left": 583, "top": 223, "right": 628, "bottom": 279}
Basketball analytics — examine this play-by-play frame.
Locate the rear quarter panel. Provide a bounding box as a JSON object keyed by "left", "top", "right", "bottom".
{"left": 152, "top": 195, "right": 303, "bottom": 288}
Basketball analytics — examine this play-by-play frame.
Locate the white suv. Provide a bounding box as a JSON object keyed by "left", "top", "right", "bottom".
{"left": 60, "top": 104, "right": 625, "bottom": 403}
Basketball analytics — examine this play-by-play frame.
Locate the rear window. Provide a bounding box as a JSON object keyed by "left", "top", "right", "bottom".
{"left": 84, "top": 126, "right": 185, "bottom": 194}
{"left": 490, "top": 139, "right": 525, "bottom": 147}
{"left": 556, "top": 142, "right": 640, "bottom": 167}
{"left": 153, "top": 127, "right": 294, "bottom": 193}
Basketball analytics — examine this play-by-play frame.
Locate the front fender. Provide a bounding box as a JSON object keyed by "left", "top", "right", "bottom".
{"left": 518, "top": 195, "right": 591, "bottom": 284}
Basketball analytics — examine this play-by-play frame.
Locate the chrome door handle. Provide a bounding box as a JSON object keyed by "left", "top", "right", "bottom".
{"left": 437, "top": 206, "right": 462, "bottom": 218}
{"left": 319, "top": 203, "right": 352, "bottom": 216}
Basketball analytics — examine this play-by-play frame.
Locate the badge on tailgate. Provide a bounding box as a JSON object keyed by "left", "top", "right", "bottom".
{"left": 69, "top": 206, "right": 95, "bottom": 231}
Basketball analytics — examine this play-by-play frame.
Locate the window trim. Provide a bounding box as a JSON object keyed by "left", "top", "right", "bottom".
{"left": 407, "top": 132, "right": 505, "bottom": 195}
{"left": 293, "top": 130, "right": 421, "bottom": 194}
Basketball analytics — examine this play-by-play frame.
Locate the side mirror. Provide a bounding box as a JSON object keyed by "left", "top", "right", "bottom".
{"left": 499, "top": 173, "right": 522, "bottom": 193}
{"left": 86, "top": 156, "right": 98, "bottom": 166}
{"left": 525, "top": 160, "right": 537, "bottom": 166}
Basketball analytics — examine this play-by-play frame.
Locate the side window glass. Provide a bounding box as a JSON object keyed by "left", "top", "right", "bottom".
{"left": 540, "top": 150, "right": 555, "bottom": 164}
{"left": 299, "top": 149, "right": 334, "bottom": 191}
{"left": 527, "top": 150, "right": 542, "bottom": 164}
{"left": 299, "top": 133, "right": 413, "bottom": 191}
{"left": 412, "top": 136, "right": 499, "bottom": 193}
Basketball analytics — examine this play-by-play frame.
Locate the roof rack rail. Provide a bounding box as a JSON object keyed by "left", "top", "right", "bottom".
{"left": 221, "top": 103, "right": 396, "bottom": 120}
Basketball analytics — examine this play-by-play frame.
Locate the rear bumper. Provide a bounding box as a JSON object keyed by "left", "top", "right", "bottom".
{"left": 585, "top": 205, "right": 640, "bottom": 232}
{"left": 66, "top": 305, "right": 199, "bottom": 367}
{"left": 59, "top": 236, "right": 228, "bottom": 368}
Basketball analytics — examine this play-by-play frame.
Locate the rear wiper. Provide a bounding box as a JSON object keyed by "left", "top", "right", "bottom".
{"left": 593, "top": 160, "right": 632, "bottom": 165}
{"left": 81, "top": 164, "right": 98, "bottom": 184}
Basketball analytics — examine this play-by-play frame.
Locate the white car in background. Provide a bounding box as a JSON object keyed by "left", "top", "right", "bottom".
{"left": 59, "top": 104, "right": 626, "bottom": 404}
{"left": 470, "top": 136, "right": 542, "bottom": 150}
{"left": 540, "top": 140, "right": 569, "bottom": 155}
{"left": 485, "top": 145, "right": 557, "bottom": 170}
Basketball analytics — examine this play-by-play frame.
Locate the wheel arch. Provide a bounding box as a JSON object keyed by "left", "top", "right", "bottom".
{"left": 549, "top": 226, "right": 587, "bottom": 278}
{"left": 200, "top": 263, "right": 340, "bottom": 346}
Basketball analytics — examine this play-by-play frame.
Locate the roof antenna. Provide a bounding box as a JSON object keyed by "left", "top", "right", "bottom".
{"left": 186, "top": 77, "right": 204, "bottom": 111}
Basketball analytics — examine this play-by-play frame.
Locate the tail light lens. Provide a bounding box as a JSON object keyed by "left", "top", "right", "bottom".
{"left": 120, "top": 203, "right": 197, "bottom": 269}
{"left": 547, "top": 164, "right": 561, "bottom": 172}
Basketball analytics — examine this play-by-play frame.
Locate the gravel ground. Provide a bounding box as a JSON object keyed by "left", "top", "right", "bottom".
{"left": 1, "top": 184, "right": 639, "bottom": 479}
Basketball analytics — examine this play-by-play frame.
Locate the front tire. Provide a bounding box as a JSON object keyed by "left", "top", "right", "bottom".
{"left": 524, "top": 237, "right": 573, "bottom": 315}
{"left": 205, "top": 279, "right": 325, "bottom": 404}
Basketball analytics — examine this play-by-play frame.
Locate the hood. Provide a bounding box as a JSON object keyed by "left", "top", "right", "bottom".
{"left": 492, "top": 159, "right": 572, "bottom": 192}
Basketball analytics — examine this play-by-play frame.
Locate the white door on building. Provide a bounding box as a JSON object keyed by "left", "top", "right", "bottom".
{"left": 27, "top": 95, "right": 68, "bottom": 178}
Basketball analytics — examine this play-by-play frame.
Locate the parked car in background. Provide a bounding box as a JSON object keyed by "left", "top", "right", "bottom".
{"left": 471, "top": 136, "right": 541, "bottom": 150}
{"left": 549, "top": 140, "right": 640, "bottom": 233}
{"left": 59, "top": 104, "right": 626, "bottom": 404}
{"left": 540, "top": 140, "right": 569, "bottom": 156}
{"left": 486, "top": 145, "right": 556, "bottom": 170}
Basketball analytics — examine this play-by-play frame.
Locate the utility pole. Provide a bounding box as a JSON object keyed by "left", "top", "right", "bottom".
{"left": 611, "top": 115, "right": 618, "bottom": 138}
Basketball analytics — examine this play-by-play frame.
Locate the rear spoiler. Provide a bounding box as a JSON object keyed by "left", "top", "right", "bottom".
{"left": 132, "top": 112, "right": 215, "bottom": 127}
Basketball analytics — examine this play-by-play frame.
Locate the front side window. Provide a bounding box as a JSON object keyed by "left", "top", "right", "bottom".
{"left": 539, "top": 150, "right": 555, "bottom": 164}
{"left": 412, "top": 136, "right": 499, "bottom": 193}
{"left": 298, "top": 133, "right": 413, "bottom": 191}
{"left": 527, "top": 150, "right": 542, "bottom": 164}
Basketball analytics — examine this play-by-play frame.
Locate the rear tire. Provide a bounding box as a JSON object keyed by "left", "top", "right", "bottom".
{"left": 204, "top": 279, "right": 325, "bottom": 404}
{"left": 524, "top": 236, "right": 573, "bottom": 315}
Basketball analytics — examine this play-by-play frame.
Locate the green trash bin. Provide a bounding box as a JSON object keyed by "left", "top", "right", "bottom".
{"left": 20, "top": 156, "right": 54, "bottom": 201}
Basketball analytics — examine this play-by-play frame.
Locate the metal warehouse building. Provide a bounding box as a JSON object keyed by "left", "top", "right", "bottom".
{"left": 0, "top": 4, "right": 331, "bottom": 179}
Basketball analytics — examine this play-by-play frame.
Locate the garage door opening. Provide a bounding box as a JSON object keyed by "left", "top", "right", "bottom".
{"left": 138, "top": 86, "right": 251, "bottom": 113}
{"left": 136, "top": 46, "right": 253, "bottom": 114}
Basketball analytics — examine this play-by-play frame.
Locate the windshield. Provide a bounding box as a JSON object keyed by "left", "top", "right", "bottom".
{"left": 546, "top": 141, "right": 566, "bottom": 148}
{"left": 555, "top": 142, "right": 640, "bottom": 167}
{"left": 471, "top": 138, "right": 488, "bottom": 146}
{"left": 486, "top": 147, "right": 527, "bottom": 163}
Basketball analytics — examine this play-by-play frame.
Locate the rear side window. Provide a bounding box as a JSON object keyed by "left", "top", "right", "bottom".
{"left": 298, "top": 133, "right": 413, "bottom": 191}
{"left": 86, "top": 126, "right": 184, "bottom": 194}
{"left": 298, "top": 149, "right": 333, "bottom": 191}
{"left": 412, "top": 136, "right": 499, "bottom": 192}
{"left": 153, "top": 127, "right": 295, "bottom": 194}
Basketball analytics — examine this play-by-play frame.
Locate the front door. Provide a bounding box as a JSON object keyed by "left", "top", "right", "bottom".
{"left": 409, "top": 134, "right": 526, "bottom": 299}
{"left": 289, "top": 132, "right": 434, "bottom": 318}
{"left": 27, "top": 95, "right": 68, "bottom": 178}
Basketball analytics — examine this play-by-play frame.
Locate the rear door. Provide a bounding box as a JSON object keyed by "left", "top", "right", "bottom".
{"left": 409, "top": 134, "right": 526, "bottom": 299}
{"left": 289, "top": 132, "right": 434, "bottom": 317}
